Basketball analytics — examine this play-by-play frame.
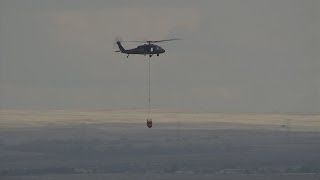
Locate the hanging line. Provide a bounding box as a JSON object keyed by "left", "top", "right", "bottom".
{"left": 148, "top": 56, "right": 151, "bottom": 119}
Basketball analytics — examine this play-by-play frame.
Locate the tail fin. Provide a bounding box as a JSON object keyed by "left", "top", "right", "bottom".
{"left": 116, "top": 41, "right": 126, "bottom": 53}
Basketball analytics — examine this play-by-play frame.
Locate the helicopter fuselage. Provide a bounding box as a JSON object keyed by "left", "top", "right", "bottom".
{"left": 127, "top": 44, "right": 165, "bottom": 55}
{"left": 116, "top": 41, "right": 165, "bottom": 57}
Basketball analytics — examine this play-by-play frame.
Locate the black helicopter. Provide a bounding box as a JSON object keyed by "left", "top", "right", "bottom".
{"left": 115, "top": 38, "right": 180, "bottom": 58}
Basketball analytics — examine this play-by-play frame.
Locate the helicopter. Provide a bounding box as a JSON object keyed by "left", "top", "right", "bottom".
{"left": 115, "top": 38, "right": 180, "bottom": 58}
{"left": 115, "top": 38, "right": 180, "bottom": 128}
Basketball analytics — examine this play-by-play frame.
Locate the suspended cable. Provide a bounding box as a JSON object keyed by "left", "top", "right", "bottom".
{"left": 147, "top": 56, "right": 152, "bottom": 128}
{"left": 148, "top": 56, "right": 151, "bottom": 117}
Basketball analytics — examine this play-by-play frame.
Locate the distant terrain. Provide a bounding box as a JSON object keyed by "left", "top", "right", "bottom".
{"left": 0, "top": 110, "right": 320, "bottom": 180}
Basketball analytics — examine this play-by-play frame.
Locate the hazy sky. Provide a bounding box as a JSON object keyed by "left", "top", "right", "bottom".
{"left": 0, "top": 0, "right": 319, "bottom": 113}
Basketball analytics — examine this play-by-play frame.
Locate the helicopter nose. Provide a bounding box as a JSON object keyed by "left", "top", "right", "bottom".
{"left": 162, "top": 49, "right": 165, "bottom": 53}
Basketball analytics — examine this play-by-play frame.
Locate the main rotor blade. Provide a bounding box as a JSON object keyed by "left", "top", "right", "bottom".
{"left": 150, "top": 38, "right": 181, "bottom": 43}
{"left": 122, "top": 38, "right": 181, "bottom": 43}
{"left": 121, "top": 40, "right": 145, "bottom": 43}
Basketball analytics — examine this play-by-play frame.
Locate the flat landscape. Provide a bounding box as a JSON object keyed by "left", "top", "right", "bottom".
{"left": 0, "top": 109, "right": 320, "bottom": 180}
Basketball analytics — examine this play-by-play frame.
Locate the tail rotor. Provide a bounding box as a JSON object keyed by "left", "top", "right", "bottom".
{"left": 113, "top": 37, "right": 123, "bottom": 49}
{"left": 114, "top": 37, "right": 127, "bottom": 53}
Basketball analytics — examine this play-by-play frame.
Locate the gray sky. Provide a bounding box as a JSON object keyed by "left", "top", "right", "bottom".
{"left": 1, "top": 0, "right": 319, "bottom": 113}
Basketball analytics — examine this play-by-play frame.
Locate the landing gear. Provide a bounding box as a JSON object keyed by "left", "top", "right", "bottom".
{"left": 127, "top": 54, "right": 129, "bottom": 58}
{"left": 149, "top": 54, "right": 153, "bottom": 57}
{"left": 157, "top": 54, "right": 159, "bottom": 56}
